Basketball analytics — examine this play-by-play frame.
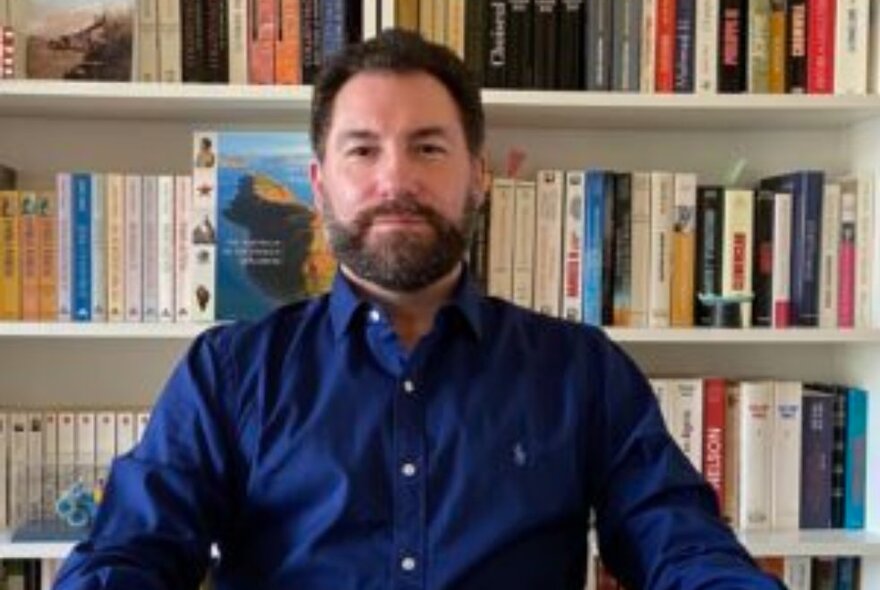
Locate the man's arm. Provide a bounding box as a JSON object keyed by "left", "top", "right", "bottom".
{"left": 586, "top": 336, "right": 783, "bottom": 589}
{"left": 54, "top": 330, "right": 243, "bottom": 590}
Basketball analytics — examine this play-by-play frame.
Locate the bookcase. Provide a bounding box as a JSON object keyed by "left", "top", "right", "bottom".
{"left": 0, "top": 80, "right": 879, "bottom": 585}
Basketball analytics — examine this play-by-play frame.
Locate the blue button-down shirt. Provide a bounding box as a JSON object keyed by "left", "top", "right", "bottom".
{"left": 55, "top": 270, "right": 781, "bottom": 590}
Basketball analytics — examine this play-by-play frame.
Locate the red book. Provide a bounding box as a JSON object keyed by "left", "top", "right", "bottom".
{"left": 703, "top": 377, "right": 726, "bottom": 515}
{"left": 655, "top": 0, "right": 677, "bottom": 92}
{"left": 249, "top": 0, "right": 277, "bottom": 84}
{"left": 806, "top": 0, "right": 835, "bottom": 93}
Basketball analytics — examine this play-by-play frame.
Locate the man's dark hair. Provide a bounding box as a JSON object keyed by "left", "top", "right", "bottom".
{"left": 310, "top": 29, "right": 485, "bottom": 160}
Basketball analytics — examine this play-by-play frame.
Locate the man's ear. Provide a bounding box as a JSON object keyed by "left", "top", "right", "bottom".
{"left": 309, "top": 158, "right": 325, "bottom": 212}
{"left": 470, "top": 152, "right": 489, "bottom": 208}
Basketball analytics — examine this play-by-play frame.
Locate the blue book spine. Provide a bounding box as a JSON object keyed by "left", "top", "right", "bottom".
{"left": 673, "top": 0, "right": 695, "bottom": 92}
{"left": 843, "top": 388, "right": 867, "bottom": 529}
{"left": 322, "top": 0, "right": 346, "bottom": 60}
{"left": 71, "top": 173, "right": 92, "bottom": 322}
{"left": 582, "top": 170, "right": 605, "bottom": 325}
{"left": 800, "top": 391, "right": 834, "bottom": 528}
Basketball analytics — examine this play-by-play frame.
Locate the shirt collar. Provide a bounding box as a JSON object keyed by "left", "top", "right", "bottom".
{"left": 328, "top": 265, "right": 483, "bottom": 341}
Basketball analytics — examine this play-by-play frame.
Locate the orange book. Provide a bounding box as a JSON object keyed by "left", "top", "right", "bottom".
{"left": 19, "top": 192, "right": 39, "bottom": 320}
{"left": 0, "top": 191, "right": 21, "bottom": 319}
{"left": 654, "top": 0, "right": 677, "bottom": 92}
{"left": 36, "top": 191, "right": 57, "bottom": 321}
{"left": 248, "top": 0, "right": 276, "bottom": 84}
{"left": 396, "top": 0, "right": 419, "bottom": 32}
{"left": 275, "top": 0, "right": 302, "bottom": 84}
{"left": 768, "top": 0, "right": 787, "bottom": 93}
{"left": 670, "top": 173, "right": 696, "bottom": 326}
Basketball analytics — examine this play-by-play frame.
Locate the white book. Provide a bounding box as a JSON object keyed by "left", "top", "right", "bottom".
{"left": 125, "top": 175, "right": 144, "bottom": 322}
{"left": 191, "top": 132, "right": 218, "bottom": 322}
{"left": 157, "top": 175, "right": 176, "bottom": 323}
{"left": 0, "top": 413, "right": 7, "bottom": 528}
{"left": 135, "top": 411, "right": 151, "bottom": 442}
{"left": 362, "top": 0, "right": 379, "bottom": 39}
{"left": 533, "top": 170, "right": 565, "bottom": 317}
{"left": 57, "top": 412, "right": 77, "bottom": 493}
{"left": 854, "top": 173, "right": 874, "bottom": 327}
{"left": 648, "top": 378, "right": 673, "bottom": 428}
{"left": 512, "top": 180, "right": 537, "bottom": 310}
{"left": 42, "top": 412, "right": 58, "bottom": 522}
{"left": 783, "top": 556, "right": 811, "bottom": 590}
{"left": 819, "top": 182, "right": 841, "bottom": 328}
{"left": 721, "top": 189, "right": 754, "bottom": 327}
{"left": 694, "top": 0, "right": 719, "bottom": 93}
{"left": 487, "top": 177, "right": 516, "bottom": 301}
{"left": 95, "top": 411, "right": 116, "bottom": 492}
{"left": 9, "top": 412, "right": 27, "bottom": 527}
{"left": 116, "top": 411, "right": 136, "bottom": 456}
{"left": 381, "top": 0, "right": 397, "bottom": 29}
{"left": 670, "top": 379, "right": 703, "bottom": 471}
{"left": 56, "top": 173, "right": 72, "bottom": 321}
{"left": 771, "top": 381, "right": 802, "bottom": 529}
{"left": 432, "top": 0, "right": 448, "bottom": 45}
{"left": 872, "top": 0, "right": 880, "bottom": 92}
{"left": 772, "top": 192, "right": 792, "bottom": 327}
{"left": 157, "top": 0, "right": 182, "bottom": 82}
{"left": 26, "top": 413, "right": 42, "bottom": 522}
{"left": 648, "top": 171, "right": 673, "bottom": 328}
{"left": 175, "top": 176, "right": 193, "bottom": 322}
{"left": 561, "top": 171, "right": 585, "bottom": 321}
{"left": 142, "top": 176, "right": 160, "bottom": 322}
{"left": 874, "top": 169, "right": 880, "bottom": 327}
{"left": 106, "top": 173, "right": 127, "bottom": 323}
{"left": 90, "top": 174, "right": 107, "bottom": 321}
{"left": 629, "top": 172, "right": 652, "bottom": 327}
{"left": 76, "top": 412, "right": 97, "bottom": 492}
{"left": 137, "top": 0, "right": 159, "bottom": 82}
{"left": 640, "top": 0, "right": 656, "bottom": 92}
{"left": 738, "top": 380, "right": 774, "bottom": 531}
{"left": 227, "top": 0, "right": 248, "bottom": 84}
{"left": 834, "top": 0, "right": 870, "bottom": 94}
{"left": 447, "top": 0, "right": 466, "bottom": 58}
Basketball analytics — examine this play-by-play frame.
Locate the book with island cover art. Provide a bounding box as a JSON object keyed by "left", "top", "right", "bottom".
{"left": 203, "top": 132, "right": 336, "bottom": 321}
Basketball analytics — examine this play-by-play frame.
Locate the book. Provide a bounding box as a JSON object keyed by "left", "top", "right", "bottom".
{"left": 800, "top": 388, "right": 834, "bottom": 528}
{"left": 210, "top": 132, "right": 335, "bottom": 320}
{"left": 533, "top": 169, "right": 564, "bottom": 317}
{"left": 771, "top": 381, "right": 802, "bottom": 529}
{"left": 26, "top": 0, "right": 135, "bottom": 80}
{"left": 487, "top": 177, "right": 516, "bottom": 301}
{"left": 0, "top": 191, "right": 20, "bottom": 319}
{"left": 670, "top": 173, "right": 696, "bottom": 326}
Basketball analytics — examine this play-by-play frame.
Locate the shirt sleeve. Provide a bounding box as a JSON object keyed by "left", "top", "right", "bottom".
{"left": 53, "top": 329, "right": 242, "bottom": 590}
{"left": 587, "top": 336, "right": 784, "bottom": 590}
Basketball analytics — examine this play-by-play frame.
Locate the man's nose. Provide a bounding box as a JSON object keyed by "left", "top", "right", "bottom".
{"left": 375, "top": 149, "right": 416, "bottom": 198}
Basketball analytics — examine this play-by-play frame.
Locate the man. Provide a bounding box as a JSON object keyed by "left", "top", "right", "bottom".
{"left": 55, "top": 30, "right": 782, "bottom": 590}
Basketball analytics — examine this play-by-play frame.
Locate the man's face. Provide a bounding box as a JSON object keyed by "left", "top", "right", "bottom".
{"left": 310, "top": 71, "right": 484, "bottom": 292}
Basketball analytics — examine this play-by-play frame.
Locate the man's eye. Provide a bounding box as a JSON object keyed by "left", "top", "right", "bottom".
{"left": 417, "top": 143, "right": 446, "bottom": 156}
{"left": 347, "top": 146, "right": 376, "bottom": 157}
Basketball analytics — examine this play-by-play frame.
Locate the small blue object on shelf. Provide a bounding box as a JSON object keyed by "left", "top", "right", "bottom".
{"left": 55, "top": 480, "right": 99, "bottom": 528}
{"left": 11, "top": 479, "right": 101, "bottom": 543}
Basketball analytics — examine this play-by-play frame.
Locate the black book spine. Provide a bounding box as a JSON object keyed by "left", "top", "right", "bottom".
{"left": 695, "top": 186, "right": 724, "bottom": 326}
{"left": 601, "top": 173, "right": 617, "bottom": 325}
{"left": 485, "top": 1, "right": 509, "bottom": 88}
{"left": 182, "top": 0, "right": 205, "bottom": 82}
{"left": 533, "top": 0, "right": 560, "bottom": 89}
{"left": 612, "top": 173, "right": 632, "bottom": 326}
{"left": 586, "top": 0, "right": 612, "bottom": 90}
{"left": 465, "top": 0, "right": 489, "bottom": 84}
{"left": 558, "top": 0, "right": 584, "bottom": 89}
{"left": 786, "top": 0, "right": 807, "bottom": 92}
{"left": 752, "top": 189, "right": 775, "bottom": 327}
{"left": 301, "top": 0, "right": 321, "bottom": 83}
{"left": 673, "top": 0, "right": 696, "bottom": 92}
{"left": 507, "top": 0, "right": 535, "bottom": 88}
{"left": 718, "top": 0, "right": 747, "bottom": 92}
{"left": 202, "top": 0, "right": 224, "bottom": 82}
{"left": 830, "top": 386, "right": 848, "bottom": 528}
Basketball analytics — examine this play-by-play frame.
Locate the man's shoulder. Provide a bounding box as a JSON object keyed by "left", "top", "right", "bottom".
{"left": 482, "top": 296, "right": 609, "bottom": 351}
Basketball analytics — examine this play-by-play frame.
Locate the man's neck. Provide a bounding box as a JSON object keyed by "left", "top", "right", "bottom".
{"left": 341, "top": 263, "right": 463, "bottom": 351}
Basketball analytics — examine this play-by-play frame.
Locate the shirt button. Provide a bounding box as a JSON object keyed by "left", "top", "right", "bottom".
{"left": 401, "top": 556, "right": 417, "bottom": 572}
{"left": 401, "top": 462, "right": 417, "bottom": 477}
{"left": 368, "top": 309, "right": 381, "bottom": 323}
{"left": 403, "top": 379, "right": 416, "bottom": 394}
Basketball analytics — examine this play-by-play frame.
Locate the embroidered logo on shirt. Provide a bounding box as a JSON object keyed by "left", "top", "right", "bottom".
{"left": 512, "top": 442, "right": 528, "bottom": 467}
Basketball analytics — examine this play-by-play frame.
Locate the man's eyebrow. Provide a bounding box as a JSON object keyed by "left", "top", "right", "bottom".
{"left": 336, "top": 129, "right": 379, "bottom": 144}
{"left": 410, "top": 126, "right": 452, "bottom": 141}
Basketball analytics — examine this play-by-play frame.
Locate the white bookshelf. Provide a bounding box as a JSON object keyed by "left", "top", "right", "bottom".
{"left": 1, "top": 83, "right": 879, "bottom": 585}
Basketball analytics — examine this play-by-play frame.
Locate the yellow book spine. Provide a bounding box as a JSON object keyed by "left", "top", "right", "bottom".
{"left": 36, "top": 191, "right": 57, "bottom": 321}
{"left": 0, "top": 191, "right": 21, "bottom": 319}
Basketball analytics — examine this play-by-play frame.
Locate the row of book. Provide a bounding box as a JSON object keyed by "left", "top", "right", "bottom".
{"left": 648, "top": 378, "right": 868, "bottom": 532}
{"left": 591, "top": 555, "right": 862, "bottom": 590}
{"left": 2, "top": 0, "right": 877, "bottom": 96}
{"left": 0, "top": 409, "right": 151, "bottom": 531}
{"left": 477, "top": 169, "right": 877, "bottom": 329}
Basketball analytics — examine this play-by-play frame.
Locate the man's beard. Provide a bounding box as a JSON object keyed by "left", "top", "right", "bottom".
{"left": 321, "top": 193, "right": 479, "bottom": 292}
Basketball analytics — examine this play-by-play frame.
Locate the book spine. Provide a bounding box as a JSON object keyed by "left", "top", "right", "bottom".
{"left": 702, "top": 377, "right": 726, "bottom": 514}
{"left": 26, "top": 414, "right": 44, "bottom": 520}
{"left": 115, "top": 412, "right": 136, "bottom": 456}
{"left": 158, "top": 0, "right": 183, "bottom": 82}
{"left": 19, "top": 191, "right": 39, "bottom": 321}
{"left": 670, "top": 173, "right": 696, "bottom": 326}
{"left": 191, "top": 132, "right": 217, "bottom": 321}
{"left": 721, "top": 189, "right": 754, "bottom": 327}
{"left": 156, "top": 176, "right": 176, "bottom": 322}
{"left": 600, "top": 174, "right": 616, "bottom": 325}
{"left": 106, "top": 174, "right": 126, "bottom": 323}
{"left": 175, "top": 176, "right": 193, "bottom": 322}
{"left": 654, "top": 0, "right": 677, "bottom": 92}
{"left": 227, "top": 0, "right": 248, "bottom": 84}
{"left": 586, "top": 0, "right": 611, "bottom": 90}
{"left": 136, "top": 411, "right": 151, "bottom": 443}
{"left": 818, "top": 182, "right": 842, "bottom": 327}
{"left": 694, "top": 0, "right": 719, "bottom": 93}
{"left": 138, "top": 0, "right": 159, "bottom": 82}
{"left": 0, "top": 26, "right": 13, "bottom": 79}
{"left": 640, "top": 0, "right": 657, "bottom": 92}
{"left": 0, "top": 191, "right": 19, "bottom": 319}
{"left": 507, "top": 0, "right": 535, "bottom": 88}
{"left": 448, "top": 0, "right": 466, "bottom": 57}
{"left": 673, "top": 0, "right": 696, "bottom": 92}
{"left": 752, "top": 190, "right": 775, "bottom": 326}
{"left": 800, "top": 172, "right": 825, "bottom": 326}
{"left": 771, "top": 381, "right": 803, "bottom": 529}
{"left": 125, "top": 176, "right": 143, "bottom": 322}
{"left": 768, "top": 0, "right": 787, "bottom": 92}
{"left": 830, "top": 385, "right": 847, "bottom": 527}
{"left": 561, "top": 172, "right": 584, "bottom": 320}
{"left": 95, "top": 411, "right": 116, "bottom": 496}
{"left": 464, "top": 0, "right": 488, "bottom": 84}
{"left": 800, "top": 390, "right": 834, "bottom": 528}
{"left": 485, "top": 1, "right": 508, "bottom": 87}
{"left": 648, "top": 171, "right": 673, "bottom": 327}
{"left": 0, "top": 414, "right": 6, "bottom": 528}
{"left": 512, "top": 180, "right": 537, "bottom": 309}
{"left": 772, "top": 191, "right": 792, "bottom": 327}
{"left": 582, "top": 171, "right": 605, "bottom": 325}
{"left": 56, "top": 174, "right": 72, "bottom": 321}
{"left": 695, "top": 186, "right": 723, "bottom": 325}
{"left": 843, "top": 388, "right": 867, "bottom": 528}
{"left": 718, "top": 0, "right": 747, "bottom": 92}
{"left": 806, "top": 0, "right": 835, "bottom": 93}
{"left": 629, "top": 171, "right": 651, "bottom": 326}
{"left": 203, "top": 0, "right": 229, "bottom": 83}
{"left": 534, "top": 0, "right": 559, "bottom": 89}
{"left": 722, "top": 383, "right": 740, "bottom": 525}
{"left": 300, "top": 0, "right": 321, "bottom": 83}
{"left": 558, "top": 0, "right": 585, "bottom": 89}
{"left": 838, "top": 185, "right": 856, "bottom": 327}
{"left": 90, "top": 174, "right": 107, "bottom": 322}
{"left": 612, "top": 173, "right": 633, "bottom": 326}
{"left": 57, "top": 412, "right": 76, "bottom": 497}
{"left": 76, "top": 412, "right": 96, "bottom": 492}
{"left": 671, "top": 379, "right": 703, "bottom": 471}
{"left": 249, "top": 0, "right": 276, "bottom": 83}
{"left": 487, "top": 177, "right": 516, "bottom": 301}
{"left": 786, "top": 0, "right": 808, "bottom": 92}
{"left": 834, "top": 0, "right": 869, "bottom": 94}
{"left": 854, "top": 173, "right": 873, "bottom": 327}
{"left": 71, "top": 174, "right": 92, "bottom": 322}
{"left": 748, "top": 0, "right": 771, "bottom": 93}
{"left": 142, "top": 176, "right": 159, "bottom": 322}
{"left": 432, "top": 0, "right": 447, "bottom": 44}
{"left": 533, "top": 169, "right": 564, "bottom": 317}
{"left": 275, "top": 0, "right": 302, "bottom": 84}
{"left": 738, "top": 381, "right": 774, "bottom": 531}
{"left": 41, "top": 412, "right": 57, "bottom": 525}
{"left": 321, "top": 0, "right": 346, "bottom": 61}
{"left": 36, "top": 191, "right": 57, "bottom": 321}
{"left": 8, "top": 413, "right": 26, "bottom": 527}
